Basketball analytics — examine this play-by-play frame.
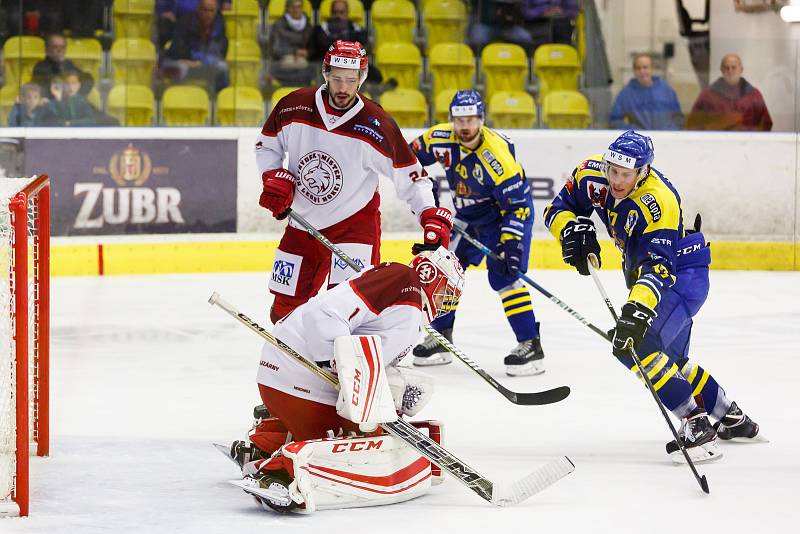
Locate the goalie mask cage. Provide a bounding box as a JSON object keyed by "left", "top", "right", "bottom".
{"left": 0, "top": 175, "right": 50, "bottom": 518}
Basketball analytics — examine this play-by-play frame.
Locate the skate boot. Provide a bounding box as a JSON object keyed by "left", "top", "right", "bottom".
{"left": 253, "top": 404, "right": 270, "bottom": 420}
{"left": 504, "top": 338, "right": 545, "bottom": 376}
{"left": 413, "top": 328, "right": 453, "bottom": 366}
{"left": 713, "top": 401, "right": 764, "bottom": 442}
{"left": 665, "top": 410, "right": 723, "bottom": 464}
{"left": 230, "top": 440, "right": 267, "bottom": 469}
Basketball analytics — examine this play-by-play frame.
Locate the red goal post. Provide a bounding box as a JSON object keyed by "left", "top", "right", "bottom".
{"left": 0, "top": 175, "right": 50, "bottom": 518}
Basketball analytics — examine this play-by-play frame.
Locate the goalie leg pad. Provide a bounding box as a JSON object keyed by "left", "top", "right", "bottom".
{"left": 334, "top": 335, "right": 398, "bottom": 432}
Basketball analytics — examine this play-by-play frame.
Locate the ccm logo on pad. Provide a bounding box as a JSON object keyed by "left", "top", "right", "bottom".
{"left": 332, "top": 439, "right": 384, "bottom": 453}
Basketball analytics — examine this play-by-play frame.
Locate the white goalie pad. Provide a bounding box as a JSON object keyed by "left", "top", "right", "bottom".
{"left": 283, "top": 435, "right": 433, "bottom": 512}
{"left": 334, "top": 335, "right": 398, "bottom": 431}
{"left": 386, "top": 366, "right": 435, "bottom": 417}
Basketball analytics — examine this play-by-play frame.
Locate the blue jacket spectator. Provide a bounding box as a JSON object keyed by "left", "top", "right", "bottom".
{"left": 7, "top": 83, "right": 59, "bottom": 126}
{"left": 156, "top": 0, "right": 231, "bottom": 47}
{"left": 609, "top": 53, "right": 683, "bottom": 130}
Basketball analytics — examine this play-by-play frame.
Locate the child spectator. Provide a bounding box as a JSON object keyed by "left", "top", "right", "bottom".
{"left": 7, "top": 82, "right": 59, "bottom": 126}
{"left": 48, "top": 72, "right": 95, "bottom": 126}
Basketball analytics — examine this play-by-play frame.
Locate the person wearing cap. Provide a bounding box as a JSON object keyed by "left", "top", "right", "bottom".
{"left": 255, "top": 40, "right": 453, "bottom": 324}
{"left": 408, "top": 90, "right": 546, "bottom": 377}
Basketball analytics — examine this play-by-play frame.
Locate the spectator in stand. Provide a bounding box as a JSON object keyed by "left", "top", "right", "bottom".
{"left": 686, "top": 53, "right": 772, "bottom": 131}
{"left": 62, "top": 66, "right": 119, "bottom": 126}
{"left": 6, "top": 82, "right": 58, "bottom": 126}
{"left": 156, "top": 0, "right": 231, "bottom": 48}
{"left": 162, "top": 0, "right": 229, "bottom": 93}
{"left": 32, "top": 33, "right": 94, "bottom": 99}
{"left": 269, "top": 0, "right": 314, "bottom": 86}
{"left": 467, "top": 0, "right": 534, "bottom": 55}
{"left": 520, "top": 0, "right": 579, "bottom": 52}
{"left": 311, "top": 0, "right": 367, "bottom": 60}
{"left": 1, "top": 1, "right": 103, "bottom": 41}
{"left": 47, "top": 71, "right": 95, "bottom": 126}
{"left": 609, "top": 53, "right": 683, "bottom": 131}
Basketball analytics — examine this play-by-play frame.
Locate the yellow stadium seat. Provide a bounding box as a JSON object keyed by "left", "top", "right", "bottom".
{"left": 270, "top": 86, "right": 302, "bottom": 109}
{"left": 542, "top": 90, "right": 590, "bottom": 129}
{"left": 371, "top": 0, "right": 416, "bottom": 46}
{"left": 2, "top": 36, "right": 45, "bottom": 87}
{"left": 113, "top": 0, "right": 155, "bottom": 39}
{"left": 267, "top": 0, "right": 313, "bottom": 24}
{"left": 87, "top": 87, "right": 101, "bottom": 109}
{"left": 111, "top": 38, "right": 156, "bottom": 86}
{"left": 223, "top": 0, "right": 260, "bottom": 41}
{"left": 107, "top": 84, "right": 155, "bottom": 126}
{"left": 319, "top": 0, "right": 366, "bottom": 26}
{"left": 433, "top": 88, "right": 458, "bottom": 124}
{"left": 66, "top": 38, "right": 103, "bottom": 82}
{"left": 162, "top": 85, "right": 210, "bottom": 126}
{"left": 533, "top": 44, "right": 581, "bottom": 98}
{"left": 481, "top": 43, "right": 528, "bottom": 103}
{"left": 429, "top": 43, "right": 474, "bottom": 101}
{"left": 226, "top": 39, "right": 262, "bottom": 88}
{"left": 422, "top": 0, "right": 467, "bottom": 52}
{"left": 488, "top": 90, "right": 536, "bottom": 129}
{"left": 376, "top": 42, "right": 421, "bottom": 90}
{"left": 0, "top": 85, "right": 18, "bottom": 127}
{"left": 380, "top": 88, "right": 427, "bottom": 128}
{"left": 217, "top": 86, "right": 264, "bottom": 126}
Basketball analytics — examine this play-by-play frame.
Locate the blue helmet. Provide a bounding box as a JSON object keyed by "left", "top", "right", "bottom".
{"left": 449, "top": 90, "right": 485, "bottom": 120}
{"left": 604, "top": 130, "right": 654, "bottom": 173}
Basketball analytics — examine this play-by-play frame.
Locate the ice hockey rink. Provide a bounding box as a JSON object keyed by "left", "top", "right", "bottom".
{"left": 4, "top": 267, "right": 800, "bottom": 534}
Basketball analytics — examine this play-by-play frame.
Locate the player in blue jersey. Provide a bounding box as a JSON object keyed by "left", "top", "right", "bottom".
{"left": 544, "top": 130, "right": 761, "bottom": 462}
{"left": 409, "top": 90, "right": 545, "bottom": 376}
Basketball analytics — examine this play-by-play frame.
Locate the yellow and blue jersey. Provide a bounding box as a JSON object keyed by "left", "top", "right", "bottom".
{"left": 411, "top": 123, "right": 533, "bottom": 240}
{"left": 544, "top": 153, "right": 686, "bottom": 310}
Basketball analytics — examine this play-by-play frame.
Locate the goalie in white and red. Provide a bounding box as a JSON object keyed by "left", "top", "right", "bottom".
{"left": 256, "top": 40, "right": 453, "bottom": 323}
{"left": 230, "top": 247, "right": 465, "bottom": 513}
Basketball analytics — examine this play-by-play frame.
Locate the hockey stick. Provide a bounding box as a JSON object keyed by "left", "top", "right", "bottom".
{"left": 586, "top": 255, "right": 710, "bottom": 494}
{"left": 208, "top": 291, "right": 575, "bottom": 506}
{"left": 453, "top": 225, "right": 611, "bottom": 341}
{"left": 286, "top": 209, "right": 570, "bottom": 406}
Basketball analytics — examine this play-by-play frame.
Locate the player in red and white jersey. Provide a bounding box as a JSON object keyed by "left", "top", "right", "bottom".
{"left": 229, "top": 248, "right": 464, "bottom": 513}
{"left": 256, "top": 40, "right": 453, "bottom": 322}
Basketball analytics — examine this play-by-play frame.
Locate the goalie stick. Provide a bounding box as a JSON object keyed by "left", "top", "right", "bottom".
{"left": 208, "top": 291, "right": 575, "bottom": 506}
{"left": 587, "top": 255, "right": 710, "bottom": 494}
{"left": 286, "top": 209, "right": 570, "bottom": 407}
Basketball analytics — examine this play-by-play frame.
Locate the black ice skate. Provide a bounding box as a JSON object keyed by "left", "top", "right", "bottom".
{"left": 665, "top": 411, "right": 723, "bottom": 464}
{"left": 229, "top": 440, "right": 266, "bottom": 469}
{"left": 504, "top": 338, "right": 545, "bottom": 376}
{"left": 233, "top": 473, "right": 300, "bottom": 513}
{"left": 713, "top": 401, "right": 765, "bottom": 442}
{"left": 413, "top": 328, "right": 453, "bottom": 366}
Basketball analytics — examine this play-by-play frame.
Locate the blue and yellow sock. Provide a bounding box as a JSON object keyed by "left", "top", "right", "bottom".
{"left": 499, "top": 286, "right": 539, "bottom": 341}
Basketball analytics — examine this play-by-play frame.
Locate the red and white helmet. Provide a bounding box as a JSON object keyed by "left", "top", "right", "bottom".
{"left": 323, "top": 40, "right": 368, "bottom": 85}
{"left": 410, "top": 247, "right": 465, "bottom": 323}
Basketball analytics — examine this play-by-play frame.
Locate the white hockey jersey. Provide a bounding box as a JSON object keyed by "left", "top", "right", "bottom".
{"left": 257, "top": 262, "right": 424, "bottom": 406}
{"left": 255, "top": 85, "right": 435, "bottom": 230}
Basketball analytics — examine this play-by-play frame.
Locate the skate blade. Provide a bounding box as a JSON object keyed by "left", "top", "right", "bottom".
{"left": 213, "top": 442, "right": 241, "bottom": 468}
{"left": 670, "top": 441, "right": 724, "bottom": 464}
{"left": 505, "top": 361, "right": 545, "bottom": 377}
{"left": 413, "top": 354, "right": 453, "bottom": 366}
{"left": 722, "top": 433, "right": 769, "bottom": 444}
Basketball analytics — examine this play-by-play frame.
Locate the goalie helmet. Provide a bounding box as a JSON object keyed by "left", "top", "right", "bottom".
{"left": 411, "top": 247, "right": 465, "bottom": 323}
{"left": 604, "top": 130, "right": 655, "bottom": 182}
{"left": 323, "top": 40, "right": 369, "bottom": 85}
{"left": 449, "top": 90, "right": 485, "bottom": 120}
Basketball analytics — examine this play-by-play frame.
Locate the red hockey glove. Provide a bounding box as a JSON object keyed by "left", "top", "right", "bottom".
{"left": 259, "top": 168, "right": 296, "bottom": 220}
{"left": 412, "top": 207, "right": 453, "bottom": 254}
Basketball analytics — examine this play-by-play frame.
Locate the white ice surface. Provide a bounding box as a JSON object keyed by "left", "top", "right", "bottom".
{"left": 4, "top": 269, "right": 800, "bottom": 533}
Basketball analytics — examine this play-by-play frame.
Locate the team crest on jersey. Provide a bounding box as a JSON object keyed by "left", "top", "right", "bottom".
{"left": 481, "top": 149, "right": 504, "bottom": 176}
{"left": 565, "top": 175, "right": 576, "bottom": 193}
{"left": 454, "top": 181, "right": 472, "bottom": 197}
{"left": 640, "top": 193, "right": 662, "bottom": 221}
{"left": 624, "top": 210, "right": 638, "bottom": 236}
{"left": 433, "top": 147, "right": 452, "bottom": 169}
{"left": 587, "top": 181, "right": 608, "bottom": 208}
{"left": 296, "top": 150, "right": 344, "bottom": 204}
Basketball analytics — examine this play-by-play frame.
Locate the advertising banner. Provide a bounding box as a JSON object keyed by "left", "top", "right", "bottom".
{"left": 24, "top": 139, "right": 237, "bottom": 236}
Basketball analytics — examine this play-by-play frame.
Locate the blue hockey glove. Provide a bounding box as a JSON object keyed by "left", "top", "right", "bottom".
{"left": 610, "top": 302, "right": 656, "bottom": 357}
{"left": 495, "top": 236, "right": 524, "bottom": 278}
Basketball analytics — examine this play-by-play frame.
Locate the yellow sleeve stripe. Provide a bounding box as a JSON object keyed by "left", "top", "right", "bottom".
{"left": 503, "top": 296, "right": 531, "bottom": 308}
{"left": 691, "top": 370, "right": 710, "bottom": 396}
{"left": 500, "top": 287, "right": 529, "bottom": 299}
{"left": 628, "top": 284, "right": 659, "bottom": 309}
{"left": 653, "top": 364, "right": 679, "bottom": 391}
{"left": 548, "top": 211, "right": 575, "bottom": 241}
{"left": 506, "top": 305, "right": 533, "bottom": 317}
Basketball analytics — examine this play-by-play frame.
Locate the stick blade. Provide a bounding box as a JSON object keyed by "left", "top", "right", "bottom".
{"left": 491, "top": 456, "right": 575, "bottom": 507}
{"left": 513, "top": 386, "right": 571, "bottom": 405}
{"left": 700, "top": 475, "right": 710, "bottom": 494}
{"left": 208, "top": 292, "right": 220, "bottom": 305}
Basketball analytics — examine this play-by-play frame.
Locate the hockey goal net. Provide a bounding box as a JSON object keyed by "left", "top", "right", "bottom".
{"left": 0, "top": 175, "right": 49, "bottom": 518}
